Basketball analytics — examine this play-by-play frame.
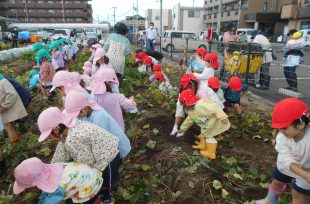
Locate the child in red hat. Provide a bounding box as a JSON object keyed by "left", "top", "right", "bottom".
{"left": 143, "top": 56, "right": 158, "bottom": 74}
{"left": 149, "top": 64, "right": 170, "bottom": 83}
{"left": 153, "top": 72, "right": 172, "bottom": 93}
{"left": 256, "top": 98, "right": 310, "bottom": 204}
{"left": 221, "top": 76, "right": 248, "bottom": 120}
{"left": 208, "top": 76, "right": 225, "bottom": 104}
{"left": 170, "top": 74, "right": 224, "bottom": 136}
{"left": 177, "top": 89, "right": 230, "bottom": 159}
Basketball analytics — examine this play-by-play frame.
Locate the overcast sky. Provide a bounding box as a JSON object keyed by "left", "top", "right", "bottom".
{"left": 90, "top": 0, "right": 204, "bottom": 24}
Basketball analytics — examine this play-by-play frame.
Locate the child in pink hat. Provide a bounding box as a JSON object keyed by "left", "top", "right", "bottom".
{"left": 87, "top": 69, "right": 137, "bottom": 130}
{"left": 14, "top": 157, "right": 104, "bottom": 204}
{"left": 50, "top": 70, "right": 86, "bottom": 96}
{"left": 63, "top": 91, "right": 132, "bottom": 203}
{"left": 92, "top": 48, "right": 112, "bottom": 75}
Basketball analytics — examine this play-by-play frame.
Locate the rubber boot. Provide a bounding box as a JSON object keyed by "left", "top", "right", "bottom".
{"left": 200, "top": 138, "right": 217, "bottom": 159}
{"left": 192, "top": 136, "right": 205, "bottom": 150}
{"left": 255, "top": 185, "right": 287, "bottom": 204}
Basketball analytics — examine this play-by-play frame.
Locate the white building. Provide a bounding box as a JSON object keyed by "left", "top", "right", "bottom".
{"left": 145, "top": 9, "right": 172, "bottom": 35}
{"left": 173, "top": 3, "right": 204, "bottom": 36}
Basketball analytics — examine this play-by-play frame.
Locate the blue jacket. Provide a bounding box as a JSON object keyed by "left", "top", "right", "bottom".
{"left": 4, "top": 76, "right": 31, "bottom": 108}
{"left": 80, "top": 109, "right": 131, "bottom": 158}
{"left": 29, "top": 74, "right": 40, "bottom": 90}
{"left": 222, "top": 84, "right": 249, "bottom": 102}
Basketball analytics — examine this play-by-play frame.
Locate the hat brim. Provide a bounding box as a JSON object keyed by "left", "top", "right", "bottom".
{"left": 63, "top": 109, "right": 79, "bottom": 127}
{"left": 272, "top": 121, "right": 292, "bottom": 129}
{"left": 36, "top": 163, "right": 64, "bottom": 193}
{"left": 13, "top": 181, "right": 26, "bottom": 194}
{"left": 38, "top": 128, "right": 53, "bottom": 142}
{"left": 209, "top": 84, "right": 220, "bottom": 89}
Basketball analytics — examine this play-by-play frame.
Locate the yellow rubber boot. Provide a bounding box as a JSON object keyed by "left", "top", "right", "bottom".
{"left": 192, "top": 137, "right": 205, "bottom": 150}
{"left": 200, "top": 139, "right": 217, "bottom": 159}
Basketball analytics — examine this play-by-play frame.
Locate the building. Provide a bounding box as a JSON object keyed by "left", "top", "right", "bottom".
{"left": 125, "top": 14, "right": 145, "bottom": 32}
{"left": 0, "top": 0, "right": 93, "bottom": 23}
{"left": 281, "top": 0, "right": 310, "bottom": 32}
{"left": 145, "top": 9, "right": 172, "bottom": 34}
{"left": 203, "top": 0, "right": 285, "bottom": 36}
{"left": 173, "top": 3, "right": 204, "bottom": 36}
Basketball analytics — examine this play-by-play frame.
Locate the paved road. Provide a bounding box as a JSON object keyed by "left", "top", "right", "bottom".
{"left": 152, "top": 43, "right": 310, "bottom": 105}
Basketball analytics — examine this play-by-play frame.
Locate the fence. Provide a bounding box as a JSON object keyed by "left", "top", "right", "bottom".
{"left": 132, "top": 36, "right": 310, "bottom": 105}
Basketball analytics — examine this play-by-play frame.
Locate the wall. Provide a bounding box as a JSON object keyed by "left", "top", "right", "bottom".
{"left": 144, "top": 9, "right": 172, "bottom": 33}
{"left": 182, "top": 9, "right": 204, "bottom": 36}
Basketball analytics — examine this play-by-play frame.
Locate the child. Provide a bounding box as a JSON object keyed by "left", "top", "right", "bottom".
{"left": 137, "top": 52, "right": 148, "bottom": 73}
{"left": 256, "top": 98, "right": 310, "bottom": 204}
{"left": 14, "top": 157, "right": 103, "bottom": 204}
{"left": 170, "top": 74, "right": 223, "bottom": 136}
{"left": 149, "top": 64, "right": 170, "bottom": 83}
{"left": 88, "top": 73, "right": 137, "bottom": 130}
{"left": 62, "top": 40, "right": 73, "bottom": 65}
{"left": 222, "top": 76, "right": 248, "bottom": 120}
{"left": 193, "top": 53, "right": 217, "bottom": 90}
{"left": 195, "top": 47, "right": 207, "bottom": 68}
{"left": 177, "top": 89, "right": 230, "bottom": 159}
{"left": 0, "top": 74, "right": 28, "bottom": 174}
{"left": 70, "top": 38, "right": 79, "bottom": 60}
{"left": 35, "top": 49, "right": 56, "bottom": 98}
{"left": 88, "top": 68, "right": 120, "bottom": 94}
{"left": 52, "top": 43, "right": 65, "bottom": 72}
{"left": 28, "top": 69, "right": 40, "bottom": 90}
{"left": 38, "top": 107, "right": 119, "bottom": 203}
{"left": 208, "top": 76, "right": 225, "bottom": 104}
{"left": 153, "top": 72, "right": 173, "bottom": 94}
{"left": 144, "top": 56, "right": 158, "bottom": 73}
{"left": 92, "top": 48, "right": 111, "bottom": 75}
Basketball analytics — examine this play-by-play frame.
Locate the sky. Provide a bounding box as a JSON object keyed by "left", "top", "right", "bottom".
{"left": 90, "top": 0, "right": 204, "bottom": 25}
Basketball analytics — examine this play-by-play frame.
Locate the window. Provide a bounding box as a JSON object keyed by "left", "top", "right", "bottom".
{"left": 214, "top": 14, "right": 217, "bottom": 18}
{"left": 241, "top": 0, "right": 248, "bottom": 9}
{"left": 221, "top": 12, "right": 223, "bottom": 17}
{"left": 301, "top": 21, "right": 310, "bottom": 29}
{"left": 235, "top": 10, "right": 238, "bottom": 15}
{"left": 171, "top": 32, "right": 183, "bottom": 38}
{"left": 263, "top": 2, "right": 268, "bottom": 12}
{"left": 173, "top": 14, "right": 176, "bottom": 18}
{"left": 305, "top": 0, "right": 310, "bottom": 4}
{"left": 155, "top": 16, "right": 160, "bottom": 20}
{"left": 208, "top": 15, "right": 211, "bottom": 19}
{"left": 203, "top": 15, "right": 206, "bottom": 20}
{"left": 227, "top": 11, "right": 230, "bottom": 16}
{"left": 76, "top": 18, "right": 82, "bottom": 22}
{"left": 188, "top": 10, "right": 200, "bottom": 18}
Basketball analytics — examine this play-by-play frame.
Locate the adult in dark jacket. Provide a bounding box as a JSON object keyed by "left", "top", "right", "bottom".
{"left": 4, "top": 76, "right": 31, "bottom": 108}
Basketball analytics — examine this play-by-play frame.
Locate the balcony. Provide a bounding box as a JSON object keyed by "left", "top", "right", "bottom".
{"left": 0, "top": 2, "right": 87, "bottom": 9}
{"left": 281, "top": 4, "right": 297, "bottom": 19}
{"left": 298, "top": 7, "right": 310, "bottom": 19}
{"left": 245, "top": 12, "right": 281, "bottom": 22}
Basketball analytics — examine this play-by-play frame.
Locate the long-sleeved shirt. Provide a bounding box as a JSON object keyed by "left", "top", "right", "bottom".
{"left": 194, "top": 66, "right": 214, "bottom": 91}
{"left": 92, "top": 92, "right": 137, "bottom": 130}
{"left": 51, "top": 120, "right": 119, "bottom": 172}
{"left": 180, "top": 99, "right": 230, "bottom": 138}
{"left": 276, "top": 127, "right": 310, "bottom": 189}
{"left": 53, "top": 50, "right": 65, "bottom": 68}
{"left": 80, "top": 109, "right": 131, "bottom": 158}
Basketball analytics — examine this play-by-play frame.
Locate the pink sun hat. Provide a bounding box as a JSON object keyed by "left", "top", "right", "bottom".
{"left": 63, "top": 91, "right": 102, "bottom": 125}
{"left": 83, "top": 61, "right": 93, "bottom": 76}
{"left": 37, "top": 107, "right": 75, "bottom": 142}
{"left": 13, "top": 157, "right": 64, "bottom": 194}
{"left": 93, "top": 48, "right": 106, "bottom": 64}
{"left": 50, "top": 71, "right": 84, "bottom": 95}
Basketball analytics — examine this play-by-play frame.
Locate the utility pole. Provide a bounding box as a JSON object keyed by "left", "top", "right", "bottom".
{"left": 159, "top": 0, "right": 162, "bottom": 35}
{"left": 136, "top": 0, "right": 139, "bottom": 33}
{"left": 193, "top": 0, "right": 195, "bottom": 7}
{"left": 237, "top": 0, "right": 241, "bottom": 29}
{"left": 112, "top": 7, "right": 117, "bottom": 25}
{"left": 216, "top": 0, "right": 222, "bottom": 34}
{"left": 24, "top": 0, "right": 29, "bottom": 22}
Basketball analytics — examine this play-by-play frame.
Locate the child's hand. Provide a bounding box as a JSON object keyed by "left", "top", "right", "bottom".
{"left": 221, "top": 119, "right": 229, "bottom": 125}
{"left": 176, "top": 131, "right": 185, "bottom": 137}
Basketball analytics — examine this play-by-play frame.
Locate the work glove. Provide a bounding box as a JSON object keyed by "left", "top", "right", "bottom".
{"left": 176, "top": 131, "right": 185, "bottom": 138}
{"left": 170, "top": 124, "right": 179, "bottom": 136}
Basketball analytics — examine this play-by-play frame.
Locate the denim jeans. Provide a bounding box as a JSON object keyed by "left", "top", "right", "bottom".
{"left": 147, "top": 39, "right": 154, "bottom": 53}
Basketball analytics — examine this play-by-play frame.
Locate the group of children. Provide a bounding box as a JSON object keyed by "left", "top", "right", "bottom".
{"left": 0, "top": 24, "right": 309, "bottom": 203}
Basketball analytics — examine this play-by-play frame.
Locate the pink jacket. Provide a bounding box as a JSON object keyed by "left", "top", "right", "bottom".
{"left": 93, "top": 92, "right": 136, "bottom": 130}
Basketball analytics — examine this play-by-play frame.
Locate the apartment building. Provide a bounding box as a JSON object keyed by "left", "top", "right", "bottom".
{"left": 125, "top": 14, "right": 145, "bottom": 31}
{"left": 281, "top": 0, "right": 310, "bottom": 31}
{"left": 0, "top": 0, "right": 93, "bottom": 23}
{"left": 204, "top": 0, "right": 286, "bottom": 36}
{"left": 173, "top": 3, "right": 204, "bottom": 36}
{"left": 145, "top": 9, "right": 172, "bottom": 34}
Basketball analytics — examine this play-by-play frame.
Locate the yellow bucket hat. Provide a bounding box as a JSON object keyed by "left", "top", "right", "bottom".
{"left": 233, "top": 51, "right": 240, "bottom": 56}
{"left": 292, "top": 32, "right": 302, "bottom": 39}
{"left": 233, "top": 55, "right": 240, "bottom": 61}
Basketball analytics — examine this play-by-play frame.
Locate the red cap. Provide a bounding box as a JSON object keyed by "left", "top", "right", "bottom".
{"left": 144, "top": 56, "right": 153, "bottom": 65}
{"left": 153, "top": 64, "right": 161, "bottom": 71}
{"left": 137, "top": 52, "right": 148, "bottom": 63}
{"left": 179, "top": 89, "right": 200, "bottom": 106}
{"left": 204, "top": 53, "right": 219, "bottom": 69}
{"left": 180, "top": 74, "right": 198, "bottom": 89}
{"left": 208, "top": 76, "right": 220, "bottom": 89}
{"left": 227, "top": 76, "right": 242, "bottom": 92}
{"left": 154, "top": 72, "right": 166, "bottom": 82}
{"left": 272, "top": 98, "right": 309, "bottom": 129}
{"left": 196, "top": 48, "right": 207, "bottom": 57}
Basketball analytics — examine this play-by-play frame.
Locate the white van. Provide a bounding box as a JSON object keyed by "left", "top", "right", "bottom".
{"left": 236, "top": 28, "right": 255, "bottom": 42}
{"left": 300, "top": 29, "right": 310, "bottom": 46}
{"left": 161, "top": 30, "right": 208, "bottom": 52}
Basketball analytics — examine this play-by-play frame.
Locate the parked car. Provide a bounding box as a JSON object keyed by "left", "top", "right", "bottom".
{"left": 51, "top": 29, "right": 70, "bottom": 40}
{"left": 161, "top": 30, "right": 208, "bottom": 52}
{"left": 236, "top": 28, "right": 255, "bottom": 42}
